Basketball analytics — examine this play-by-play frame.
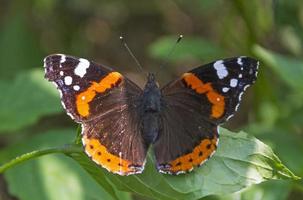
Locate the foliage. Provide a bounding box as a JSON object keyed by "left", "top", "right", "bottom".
{"left": 70, "top": 128, "right": 297, "bottom": 200}
{"left": 0, "top": 0, "right": 302, "bottom": 200}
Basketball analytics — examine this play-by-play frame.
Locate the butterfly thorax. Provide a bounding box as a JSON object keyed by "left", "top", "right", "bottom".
{"left": 142, "top": 73, "right": 161, "bottom": 112}
{"left": 141, "top": 73, "right": 161, "bottom": 144}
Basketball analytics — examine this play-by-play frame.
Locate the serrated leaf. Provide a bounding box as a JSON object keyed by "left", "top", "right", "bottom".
{"left": 67, "top": 128, "right": 298, "bottom": 200}
{"left": 0, "top": 129, "right": 129, "bottom": 200}
{"left": 149, "top": 36, "right": 224, "bottom": 62}
{"left": 0, "top": 69, "right": 62, "bottom": 132}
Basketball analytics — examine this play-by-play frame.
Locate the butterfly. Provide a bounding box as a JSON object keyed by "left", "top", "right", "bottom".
{"left": 44, "top": 54, "right": 258, "bottom": 175}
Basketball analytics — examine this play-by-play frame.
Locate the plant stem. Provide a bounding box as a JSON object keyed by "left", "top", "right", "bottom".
{"left": 0, "top": 144, "right": 82, "bottom": 173}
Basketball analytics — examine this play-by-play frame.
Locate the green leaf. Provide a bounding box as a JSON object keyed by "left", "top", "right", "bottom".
{"left": 68, "top": 128, "right": 298, "bottom": 200}
{"left": 149, "top": 36, "right": 224, "bottom": 62}
{"left": 239, "top": 180, "right": 291, "bottom": 200}
{"left": 160, "top": 128, "right": 298, "bottom": 198}
{"left": 207, "top": 180, "right": 291, "bottom": 200}
{"left": 249, "top": 125, "right": 303, "bottom": 177}
{"left": 0, "top": 13, "right": 43, "bottom": 79}
{"left": 71, "top": 153, "right": 178, "bottom": 200}
{"left": 0, "top": 69, "right": 62, "bottom": 132}
{"left": 252, "top": 45, "right": 303, "bottom": 92}
{"left": 230, "top": 0, "right": 273, "bottom": 42}
{"left": 1, "top": 129, "right": 129, "bottom": 200}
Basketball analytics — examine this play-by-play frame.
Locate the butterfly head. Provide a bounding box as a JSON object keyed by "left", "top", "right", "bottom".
{"left": 147, "top": 72, "right": 156, "bottom": 82}
{"left": 145, "top": 73, "right": 160, "bottom": 89}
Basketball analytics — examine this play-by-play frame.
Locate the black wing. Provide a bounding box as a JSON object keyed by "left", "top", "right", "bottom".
{"left": 44, "top": 54, "right": 147, "bottom": 175}
{"left": 154, "top": 57, "right": 259, "bottom": 174}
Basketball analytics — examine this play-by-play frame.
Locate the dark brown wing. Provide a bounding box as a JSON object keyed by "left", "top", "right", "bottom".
{"left": 154, "top": 57, "right": 259, "bottom": 174}
{"left": 82, "top": 87, "right": 147, "bottom": 175}
{"left": 155, "top": 103, "right": 219, "bottom": 174}
{"left": 44, "top": 54, "right": 147, "bottom": 175}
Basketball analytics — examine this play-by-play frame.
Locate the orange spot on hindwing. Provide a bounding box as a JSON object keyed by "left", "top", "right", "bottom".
{"left": 76, "top": 72, "right": 122, "bottom": 117}
{"left": 163, "top": 137, "right": 218, "bottom": 174}
{"left": 182, "top": 73, "right": 225, "bottom": 118}
{"left": 83, "top": 135, "right": 142, "bottom": 175}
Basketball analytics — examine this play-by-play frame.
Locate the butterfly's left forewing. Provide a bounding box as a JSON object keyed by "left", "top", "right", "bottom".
{"left": 44, "top": 54, "right": 147, "bottom": 175}
{"left": 155, "top": 57, "right": 259, "bottom": 174}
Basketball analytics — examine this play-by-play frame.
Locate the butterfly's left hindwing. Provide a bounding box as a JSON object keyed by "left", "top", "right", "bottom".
{"left": 44, "top": 54, "right": 147, "bottom": 175}
{"left": 154, "top": 57, "right": 259, "bottom": 174}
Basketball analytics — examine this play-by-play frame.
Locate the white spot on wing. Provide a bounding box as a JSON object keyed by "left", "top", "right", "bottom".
{"left": 213, "top": 60, "right": 228, "bottom": 79}
{"left": 61, "top": 55, "right": 66, "bottom": 62}
{"left": 222, "top": 87, "right": 230, "bottom": 93}
{"left": 239, "top": 92, "right": 244, "bottom": 101}
{"left": 230, "top": 79, "right": 238, "bottom": 87}
{"left": 243, "top": 84, "right": 250, "bottom": 91}
{"left": 235, "top": 104, "right": 240, "bottom": 111}
{"left": 60, "top": 55, "right": 66, "bottom": 68}
{"left": 176, "top": 170, "right": 186, "bottom": 175}
{"left": 64, "top": 76, "right": 72, "bottom": 85}
{"left": 92, "top": 158, "right": 100, "bottom": 164}
{"left": 74, "top": 58, "right": 90, "bottom": 78}
{"left": 81, "top": 124, "right": 85, "bottom": 135}
{"left": 66, "top": 112, "right": 75, "bottom": 119}
{"left": 226, "top": 114, "right": 234, "bottom": 121}
{"left": 61, "top": 101, "right": 66, "bottom": 109}
{"left": 239, "top": 74, "right": 242, "bottom": 78}
{"left": 237, "top": 57, "right": 243, "bottom": 65}
{"left": 73, "top": 85, "right": 80, "bottom": 91}
{"left": 60, "top": 71, "right": 64, "bottom": 76}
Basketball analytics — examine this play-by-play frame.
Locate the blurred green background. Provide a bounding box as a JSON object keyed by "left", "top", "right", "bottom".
{"left": 0, "top": 0, "right": 303, "bottom": 199}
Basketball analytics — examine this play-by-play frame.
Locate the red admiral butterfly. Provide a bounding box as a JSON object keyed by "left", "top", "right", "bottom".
{"left": 44, "top": 54, "right": 258, "bottom": 175}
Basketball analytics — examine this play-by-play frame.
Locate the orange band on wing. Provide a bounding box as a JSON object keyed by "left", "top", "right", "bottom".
{"left": 83, "top": 135, "right": 141, "bottom": 175}
{"left": 167, "top": 137, "right": 218, "bottom": 174}
{"left": 76, "top": 72, "right": 122, "bottom": 117}
{"left": 182, "top": 73, "right": 225, "bottom": 118}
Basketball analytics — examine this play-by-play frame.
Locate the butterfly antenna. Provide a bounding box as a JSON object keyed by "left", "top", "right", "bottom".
{"left": 120, "top": 36, "right": 146, "bottom": 76}
{"left": 155, "top": 34, "right": 183, "bottom": 75}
